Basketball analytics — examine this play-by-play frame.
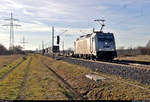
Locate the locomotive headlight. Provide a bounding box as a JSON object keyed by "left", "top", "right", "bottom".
{"left": 112, "top": 48, "right": 115, "bottom": 51}
{"left": 99, "top": 49, "right": 102, "bottom": 51}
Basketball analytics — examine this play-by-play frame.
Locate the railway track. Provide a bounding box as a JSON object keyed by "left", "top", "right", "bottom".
{"left": 36, "top": 55, "right": 87, "bottom": 100}
{"left": 18, "top": 57, "right": 32, "bottom": 100}
{"left": 0, "top": 56, "right": 27, "bottom": 82}
{"left": 73, "top": 57, "right": 150, "bottom": 68}
{"left": 47, "top": 55, "right": 150, "bottom": 85}
{"left": 46, "top": 54, "right": 150, "bottom": 67}
{"left": 103, "top": 59, "right": 150, "bottom": 69}
{"left": 112, "top": 59, "right": 150, "bottom": 65}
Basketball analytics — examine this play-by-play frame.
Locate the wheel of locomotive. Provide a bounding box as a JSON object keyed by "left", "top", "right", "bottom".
{"left": 88, "top": 55, "right": 90, "bottom": 60}
{"left": 90, "top": 55, "right": 92, "bottom": 60}
{"left": 92, "top": 55, "right": 95, "bottom": 60}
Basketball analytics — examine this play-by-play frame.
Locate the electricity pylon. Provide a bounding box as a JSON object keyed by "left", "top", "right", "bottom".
{"left": 2, "top": 12, "right": 21, "bottom": 50}
{"left": 20, "top": 36, "right": 28, "bottom": 50}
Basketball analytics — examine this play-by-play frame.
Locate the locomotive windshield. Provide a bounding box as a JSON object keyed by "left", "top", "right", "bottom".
{"left": 97, "top": 33, "right": 114, "bottom": 42}
{"left": 96, "top": 33, "right": 116, "bottom": 49}
{"left": 98, "top": 37, "right": 114, "bottom": 41}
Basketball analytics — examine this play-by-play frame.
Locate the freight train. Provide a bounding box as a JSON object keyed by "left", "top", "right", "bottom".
{"left": 42, "top": 19, "right": 117, "bottom": 60}
{"left": 73, "top": 20, "right": 117, "bottom": 60}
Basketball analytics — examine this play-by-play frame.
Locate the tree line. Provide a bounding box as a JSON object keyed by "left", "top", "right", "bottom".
{"left": 117, "top": 40, "right": 150, "bottom": 57}
{"left": 0, "top": 44, "right": 25, "bottom": 55}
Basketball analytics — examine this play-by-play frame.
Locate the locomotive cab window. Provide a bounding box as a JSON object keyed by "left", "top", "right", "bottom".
{"left": 98, "top": 37, "right": 114, "bottom": 42}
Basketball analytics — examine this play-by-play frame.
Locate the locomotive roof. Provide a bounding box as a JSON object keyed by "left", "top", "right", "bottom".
{"left": 76, "top": 33, "right": 92, "bottom": 40}
{"left": 96, "top": 31, "right": 113, "bottom": 35}
{"left": 76, "top": 32, "right": 113, "bottom": 41}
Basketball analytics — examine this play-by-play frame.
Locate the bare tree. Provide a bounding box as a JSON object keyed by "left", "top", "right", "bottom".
{"left": 13, "top": 45, "right": 23, "bottom": 54}
{"left": 118, "top": 46, "right": 124, "bottom": 50}
{"left": 146, "top": 40, "right": 150, "bottom": 48}
{"left": 0, "top": 44, "right": 7, "bottom": 55}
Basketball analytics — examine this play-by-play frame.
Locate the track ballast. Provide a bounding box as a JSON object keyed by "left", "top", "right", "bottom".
{"left": 49, "top": 55, "right": 150, "bottom": 85}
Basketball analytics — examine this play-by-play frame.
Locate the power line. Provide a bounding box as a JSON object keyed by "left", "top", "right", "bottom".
{"left": 80, "top": 30, "right": 90, "bottom": 35}
{"left": 2, "top": 12, "right": 21, "bottom": 51}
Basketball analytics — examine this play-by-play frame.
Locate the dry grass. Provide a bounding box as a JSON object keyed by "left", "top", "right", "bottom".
{"left": 116, "top": 55, "right": 150, "bottom": 62}
{"left": 0, "top": 54, "right": 149, "bottom": 100}
{"left": 0, "top": 57, "right": 24, "bottom": 78}
{"left": 39, "top": 54, "right": 150, "bottom": 100}
{"left": 0, "top": 55, "right": 23, "bottom": 68}
{"left": 24, "top": 55, "right": 75, "bottom": 100}
{"left": 0, "top": 56, "right": 30, "bottom": 100}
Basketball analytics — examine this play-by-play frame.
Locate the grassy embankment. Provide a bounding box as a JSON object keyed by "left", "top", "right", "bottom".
{"left": 38, "top": 54, "right": 150, "bottom": 100}
{"left": 24, "top": 55, "right": 75, "bottom": 100}
{"left": 0, "top": 56, "right": 30, "bottom": 99}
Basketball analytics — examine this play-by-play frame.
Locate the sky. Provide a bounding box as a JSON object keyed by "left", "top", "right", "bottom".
{"left": 0, "top": 0, "right": 150, "bottom": 50}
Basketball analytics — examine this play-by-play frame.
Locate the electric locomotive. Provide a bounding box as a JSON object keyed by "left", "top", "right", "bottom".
{"left": 74, "top": 19, "right": 117, "bottom": 60}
